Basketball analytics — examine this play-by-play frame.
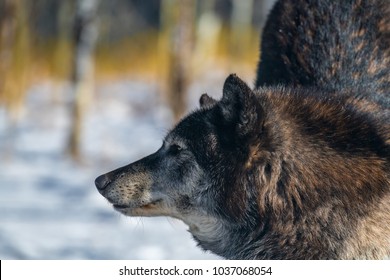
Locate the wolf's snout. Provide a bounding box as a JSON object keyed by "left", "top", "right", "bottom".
{"left": 95, "top": 174, "right": 111, "bottom": 190}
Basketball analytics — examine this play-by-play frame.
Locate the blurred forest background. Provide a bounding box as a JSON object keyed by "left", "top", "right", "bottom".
{"left": 0, "top": 0, "right": 275, "bottom": 159}
{"left": 0, "top": 0, "right": 276, "bottom": 259}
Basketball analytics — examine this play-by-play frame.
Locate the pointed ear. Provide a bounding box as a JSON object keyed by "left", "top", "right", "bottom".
{"left": 219, "top": 74, "right": 264, "bottom": 138}
{"left": 199, "top": 93, "right": 217, "bottom": 108}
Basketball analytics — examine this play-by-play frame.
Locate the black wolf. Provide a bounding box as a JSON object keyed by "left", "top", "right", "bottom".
{"left": 95, "top": 0, "right": 390, "bottom": 259}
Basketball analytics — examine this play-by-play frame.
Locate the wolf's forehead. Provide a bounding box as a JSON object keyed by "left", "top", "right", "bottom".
{"left": 167, "top": 112, "right": 212, "bottom": 140}
{"left": 165, "top": 125, "right": 219, "bottom": 153}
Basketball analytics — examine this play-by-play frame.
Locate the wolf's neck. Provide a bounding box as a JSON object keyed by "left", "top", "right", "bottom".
{"left": 184, "top": 213, "right": 256, "bottom": 259}
{"left": 259, "top": 87, "right": 387, "bottom": 202}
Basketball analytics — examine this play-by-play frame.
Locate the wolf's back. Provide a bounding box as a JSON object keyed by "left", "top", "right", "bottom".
{"left": 255, "top": 0, "right": 390, "bottom": 104}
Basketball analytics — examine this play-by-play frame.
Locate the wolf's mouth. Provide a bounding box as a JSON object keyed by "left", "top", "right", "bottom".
{"left": 113, "top": 204, "right": 130, "bottom": 209}
{"left": 113, "top": 199, "right": 163, "bottom": 211}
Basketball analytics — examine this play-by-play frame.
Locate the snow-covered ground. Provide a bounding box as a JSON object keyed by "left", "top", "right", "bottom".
{"left": 0, "top": 76, "right": 231, "bottom": 260}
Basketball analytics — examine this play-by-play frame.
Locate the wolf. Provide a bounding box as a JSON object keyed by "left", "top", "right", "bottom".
{"left": 95, "top": 0, "right": 390, "bottom": 259}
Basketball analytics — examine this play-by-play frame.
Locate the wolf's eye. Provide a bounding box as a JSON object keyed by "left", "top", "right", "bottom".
{"left": 169, "top": 144, "right": 183, "bottom": 155}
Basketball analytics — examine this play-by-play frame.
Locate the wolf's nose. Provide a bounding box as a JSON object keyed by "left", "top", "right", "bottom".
{"left": 95, "top": 174, "right": 111, "bottom": 190}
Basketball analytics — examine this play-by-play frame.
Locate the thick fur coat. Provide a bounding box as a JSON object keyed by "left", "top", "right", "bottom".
{"left": 96, "top": 0, "right": 390, "bottom": 259}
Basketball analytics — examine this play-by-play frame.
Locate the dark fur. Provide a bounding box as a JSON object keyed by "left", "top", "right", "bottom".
{"left": 96, "top": 0, "right": 390, "bottom": 259}
{"left": 256, "top": 0, "right": 389, "bottom": 95}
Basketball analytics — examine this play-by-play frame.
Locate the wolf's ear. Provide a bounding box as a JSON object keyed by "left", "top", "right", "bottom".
{"left": 199, "top": 93, "right": 217, "bottom": 108}
{"left": 219, "top": 74, "right": 264, "bottom": 138}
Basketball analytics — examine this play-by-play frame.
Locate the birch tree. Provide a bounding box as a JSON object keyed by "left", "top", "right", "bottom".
{"left": 68, "top": 0, "right": 98, "bottom": 159}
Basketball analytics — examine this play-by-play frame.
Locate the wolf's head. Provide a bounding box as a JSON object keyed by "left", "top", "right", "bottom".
{"left": 95, "top": 74, "right": 267, "bottom": 257}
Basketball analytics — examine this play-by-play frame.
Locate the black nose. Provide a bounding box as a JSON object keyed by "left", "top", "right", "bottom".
{"left": 95, "top": 174, "right": 111, "bottom": 190}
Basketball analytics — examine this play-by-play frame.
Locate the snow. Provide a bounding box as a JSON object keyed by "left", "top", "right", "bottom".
{"left": 0, "top": 78, "right": 224, "bottom": 260}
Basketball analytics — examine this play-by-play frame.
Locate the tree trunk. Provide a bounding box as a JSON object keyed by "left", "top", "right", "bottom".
{"left": 0, "top": 0, "right": 16, "bottom": 102}
{"left": 68, "top": 0, "right": 98, "bottom": 160}
{"left": 230, "top": 0, "right": 254, "bottom": 57}
{"left": 161, "top": 0, "right": 195, "bottom": 122}
{"left": 0, "top": 0, "right": 29, "bottom": 120}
